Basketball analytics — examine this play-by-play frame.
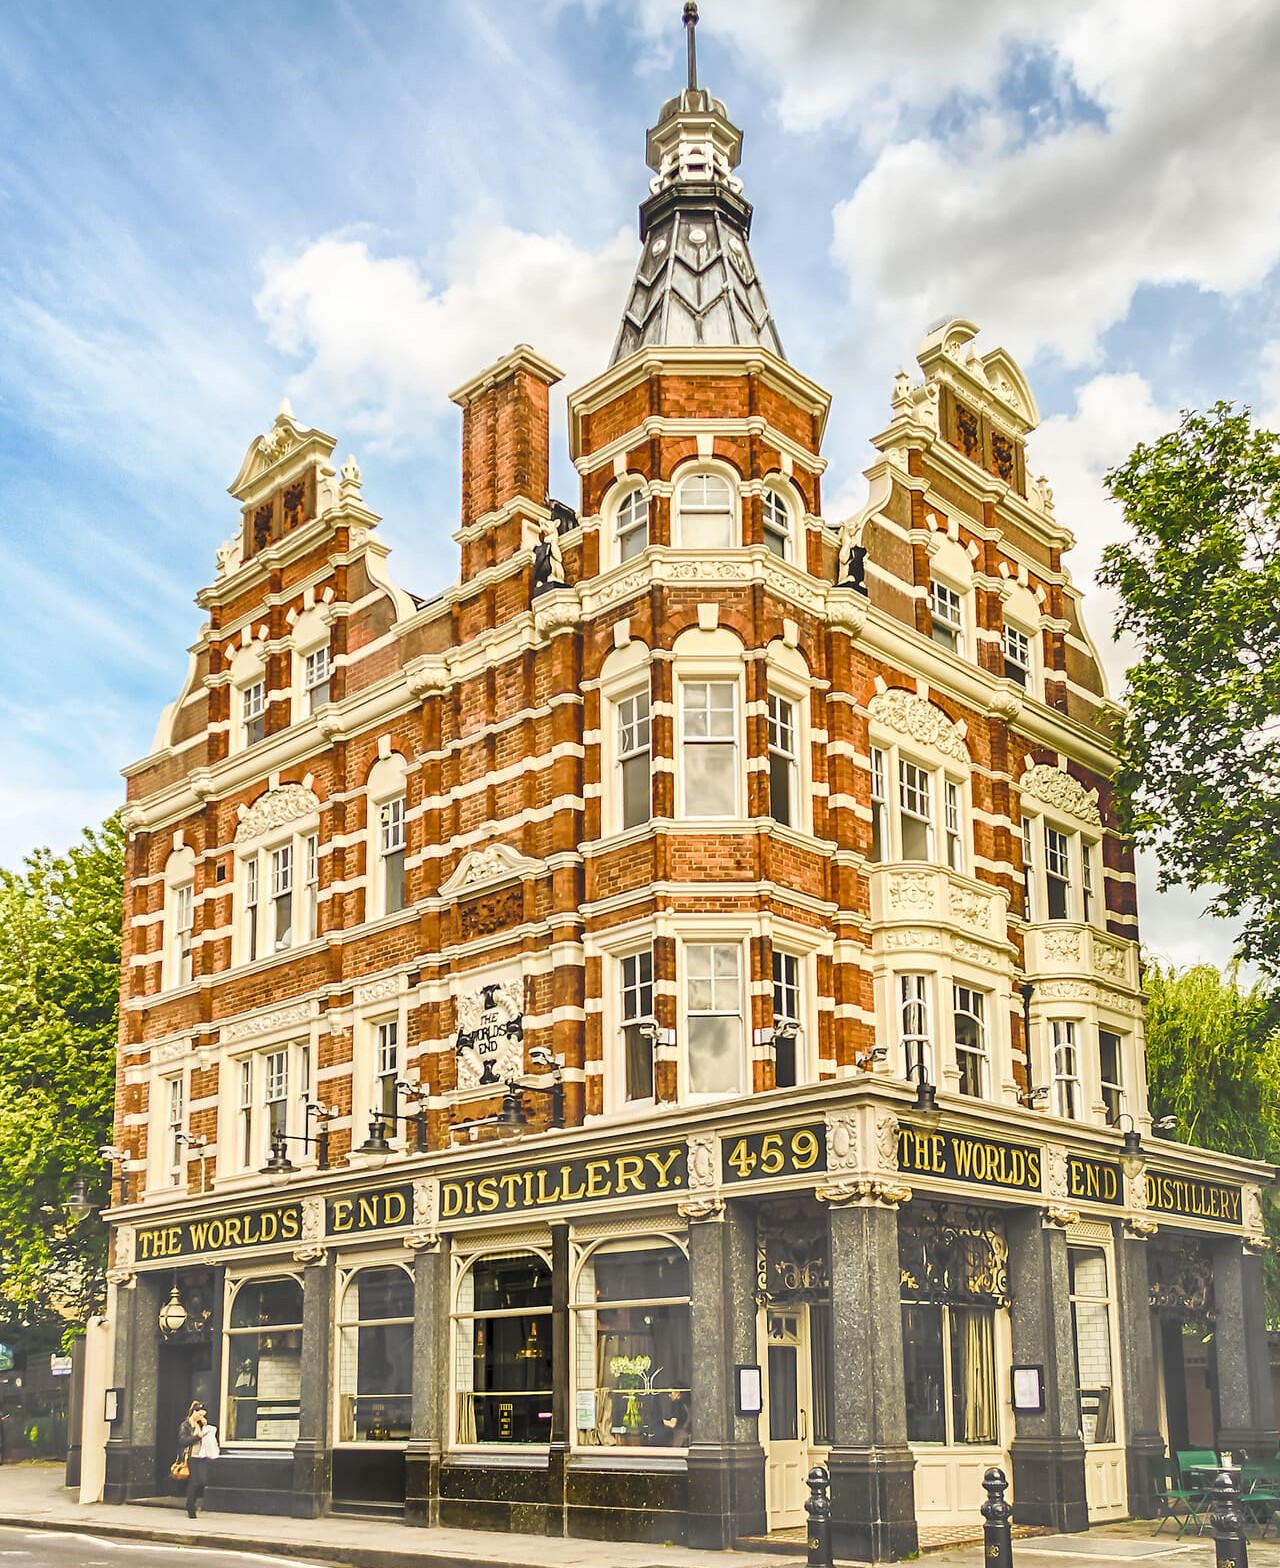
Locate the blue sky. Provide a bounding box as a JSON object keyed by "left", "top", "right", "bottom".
{"left": 4, "top": 0, "right": 1279, "bottom": 967}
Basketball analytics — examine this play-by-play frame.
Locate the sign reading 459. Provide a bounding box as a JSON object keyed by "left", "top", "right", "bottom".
{"left": 721, "top": 1123, "right": 828, "bottom": 1185}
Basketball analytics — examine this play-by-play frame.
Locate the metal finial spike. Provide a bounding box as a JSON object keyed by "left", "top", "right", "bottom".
{"left": 683, "top": 1, "right": 698, "bottom": 91}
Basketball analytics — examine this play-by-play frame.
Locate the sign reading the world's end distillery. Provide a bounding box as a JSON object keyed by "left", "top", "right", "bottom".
{"left": 439, "top": 1144, "right": 686, "bottom": 1220}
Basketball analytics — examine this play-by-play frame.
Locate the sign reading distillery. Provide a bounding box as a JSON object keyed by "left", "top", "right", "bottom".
{"left": 439, "top": 1144, "right": 686, "bottom": 1220}
{"left": 136, "top": 1201, "right": 304, "bottom": 1260}
{"left": 1145, "top": 1170, "right": 1242, "bottom": 1223}
{"left": 898, "top": 1126, "right": 1042, "bottom": 1192}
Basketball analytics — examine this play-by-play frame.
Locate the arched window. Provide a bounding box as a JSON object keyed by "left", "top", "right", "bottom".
{"left": 366, "top": 753, "right": 409, "bottom": 920}
{"left": 453, "top": 1251, "right": 552, "bottom": 1445}
{"left": 613, "top": 486, "right": 649, "bottom": 563}
{"left": 675, "top": 472, "right": 736, "bottom": 549}
{"left": 338, "top": 1265, "right": 414, "bottom": 1441}
{"left": 226, "top": 1276, "right": 304, "bottom": 1443}
{"left": 163, "top": 845, "right": 196, "bottom": 990}
{"left": 762, "top": 484, "right": 795, "bottom": 561}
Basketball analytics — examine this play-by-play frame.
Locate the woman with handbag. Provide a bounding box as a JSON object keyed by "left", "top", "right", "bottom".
{"left": 175, "top": 1400, "right": 214, "bottom": 1518}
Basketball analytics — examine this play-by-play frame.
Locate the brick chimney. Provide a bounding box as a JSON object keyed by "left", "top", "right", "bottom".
{"left": 450, "top": 345, "right": 563, "bottom": 581}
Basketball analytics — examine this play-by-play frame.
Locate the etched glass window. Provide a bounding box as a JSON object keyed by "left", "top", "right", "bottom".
{"left": 227, "top": 1277, "right": 304, "bottom": 1443}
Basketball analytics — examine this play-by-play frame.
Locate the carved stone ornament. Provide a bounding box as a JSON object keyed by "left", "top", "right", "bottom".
{"left": 984, "top": 682, "right": 1023, "bottom": 722}
{"left": 826, "top": 1111, "right": 859, "bottom": 1173}
{"left": 868, "top": 689, "right": 969, "bottom": 763}
{"left": 455, "top": 976, "right": 524, "bottom": 1089}
{"left": 817, "top": 1179, "right": 910, "bottom": 1208}
{"left": 354, "top": 974, "right": 400, "bottom": 1007}
{"left": 532, "top": 591, "right": 582, "bottom": 636}
{"left": 114, "top": 1225, "right": 136, "bottom": 1268}
{"left": 1018, "top": 764, "right": 1102, "bottom": 827}
{"left": 1127, "top": 1169, "right": 1148, "bottom": 1211}
{"left": 1044, "top": 1146, "right": 1068, "bottom": 1200}
{"left": 413, "top": 1177, "right": 438, "bottom": 1230}
{"left": 300, "top": 1197, "right": 324, "bottom": 1244}
{"left": 106, "top": 1267, "right": 136, "bottom": 1290}
{"left": 221, "top": 1000, "right": 313, "bottom": 1044}
{"left": 887, "top": 871, "right": 937, "bottom": 913}
{"left": 678, "top": 1196, "right": 725, "bottom": 1222}
{"left": 1126, "top": 1216, "right": 1160, "bottom": 1239}
{"left": 1043, "top": 928, "right": 1082, "bottom": 961}
{"left": 883, "top": 926, "right": 944, "bottom": 951}
{"left": 406, "top": 660, "right": 449, "bottom": 699}
{"left": 406, "top": 1230, "right": 441, "bottom": 1251}
{"left": 293, "top": 1245, "right": 327, "bottom": 1267}
{"left": 687, "top": 1131, "right": 718, "bottom": 1191}
{"left": 235, "top": 783, "right": 321, "bottom": 844}
{"left": 152, "top": 1038, "right": 188, "bottom": 1066}
{"left": 1243, "top": 1184, "right": 1266, "bottom": 1237}
{"left": 1044, "top": 1205, "right": 1080, "bottom": 1229}
{"left": 826, "top": 589, "right": 869, "bottom": 635}
{"left": 215, "top": 535, "right": 245, "bottom": 580}
{"left": 948, "top": 887, "right": 993, "bottom": 931}
{"left": 439, "top": 842, "right": 544, "bottom": 900}
{"left": 875, "top": 1110, "right": 900, "bottom": 1172}
{"left": 1094, "top": 942, "right": 1128, "bottom": 981}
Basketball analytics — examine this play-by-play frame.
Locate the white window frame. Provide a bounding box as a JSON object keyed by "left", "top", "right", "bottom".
{"left": 170, "top": 881, "right": 194, "bottom": 988}
{"left": 616, "top": 687, "right": 652, "bottom": 832}
{"left": 1052, "top": 1019, "right": 1081, "bottom": 1120}
{"left": 233, "top": 1041, "right": 310, "bottom": 1171}
{"left": 952, "top": 984, "right": 989, "bottom": 1099}
{"left": 303, "top": 645, "right": 331, "bottom": 714}
{"left": 1044, "top": 825, "right": 1072, "bottom": 921}
{"left": 678, "top": 678, "right": 740, "bottom": 820}
{"left": 241, "top": 678, "right": 266, "bottom": 749}
{"left": 372, "top": 1018, "right": 400, "bottom": 1128}
{"left": 869, "top": 739, "right": 969, "bottom": 870}
{"left": 771, "top": 948, "right": 804, "bottom": 1089}
{"left": 165, "top": 1073, "right": 186, "bottom": 1188}
{"left": 674, "top": 469, "right": 737, "bottom": 550}
{"left": 304, "top": 833, "right": 319, "bottom": 941}
{"left": 944, "top": 779, "right": 964, "bottom": 873}
{"left": 897, "top": 972, "right": 932, "bottom": 1085}
{"left": 270, "top": 843, "right": 294, "bottom": 953}
{"left": 898, "top": 759, "right": 935, "bottom": 861}
{"left": 762, "top": 484, "right": 794, "bottom": 562}
{"left": 613, "top": 485, "right": 649, "bottom": 564}
{"left": 929, "top": 578, "right": 965, "bottom": 654}
{"left": 682, "top": 939, "right": 746, "bottom": 1101}
{"left": 378, "top": 795, "right": 407, "bottom": 917}
{"left": 767, "top": 690, "right": 799, "bottom": 828}
{"left": 870, "top": 746, "right": 888, "bottom": 862}
{"left": 1098, "top": 1028, "right": 1125, "bottom": 1124}
{"left": 1003, "top": 623, "right": 1032, "bottom": 687}
{"left": 617, "top": 947, "right": 656, "bottom": 1107}
{"left": 1021, "top": 817, "right": 1036, "bottom": 921}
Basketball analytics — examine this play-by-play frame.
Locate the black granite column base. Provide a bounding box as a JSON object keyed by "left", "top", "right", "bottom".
{"left": 102, "top": 1440, "right": 155, "bottom": 1503}
{"left": 1217, "top": 1426, "right": 1280, "bottom": 1461}
{"left": 685, "top": 1442, "right": 765, "bottom": 1549}
{"left": 404, "top": 1439, "right": 441, "bottom": 1527}
{"left": 827, "top": 1445, "right": 918, "bottom": 1563}
{"left": 290, "top": 1439, "right": 330, "bottom": 1519}
{"left": 1010, "top": 1437, "right": 1088, "bottom": 1531}
{"left": 1125, "top": 1434, "right": 1167, "bottom": 1518}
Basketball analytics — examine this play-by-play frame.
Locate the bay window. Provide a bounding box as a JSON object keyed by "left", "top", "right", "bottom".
{"left": 338, "top": 1266, "right": 413, "bottom": 1442}
{"left": 772, "top": 950, "right": 802, "bottom": 1088}
{"left": 685, "top": 942, "right": 743, "bottom": 1097}
{"left": 952, "top": 985, "right": 988, "bottom": 1098}
{"left": 1099, "top": 1029, "right": 1124, "bottom": 1123}
{"left": 680, "top": 680, "right": 738, "bottom": 818}
{"left": 453, "top": 1252, "right": 552, "bottom": 1445}
{"left": 573, "top": 1241, "right": 691, "bottom": 1449}
{"left": 226, "top": 1276, "right": 304, "bottom": 1442}
{"left": 1045, "top": 826, "right": 1071, "bottom": 920}
{"left": 244, "top": 859, "right": 259, "bottom": 961}
{"left": 618, "top": 948, "right": 655, "bottom": 1104}
{"left": 767, "top": 692, "right": 798, "bottom": 827}
{"left": 1052, "top": 1020, "right": 1081, "bottom": 1119}
{"left": 1022, "top": 812, "right": 1102, "bottom": 925}
{"left": 868, "top": 742, "right": 968, "bottom": 869}
{"left": 614, "top": 487, "right": 648, "bottom": 562}
{"left": 898, "top": 973, "right": 931, "bottom": 1084}
{"left": 899, "top": 760, "right": 934, "bottom": 859}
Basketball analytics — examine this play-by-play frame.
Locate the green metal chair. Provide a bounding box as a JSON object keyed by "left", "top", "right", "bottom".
{"left": 1240, "top": 1459, "right": 1280, "bottom": 1535}
{"left": 1174, "top": 1448, "right": 1218, "bottom": 1486}
{"left": 1151, "top": 1460, "right": 1206, "bottom": 1536}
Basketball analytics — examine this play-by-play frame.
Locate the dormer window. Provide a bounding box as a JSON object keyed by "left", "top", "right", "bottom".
{"left": 676, "top": 473, "right": 735, "bottom": 549}
{"left": 242, "top": 680, "right": 266, "bottom": 748}
{"left": 615, "top": 488, "right": 649, "bottom": 563}
{"left": 930, "top": 580, "right": 964, "bottom": 653}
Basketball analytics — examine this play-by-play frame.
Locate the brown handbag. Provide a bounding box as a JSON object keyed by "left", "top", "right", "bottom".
{"left": 170, "top": 1454, "right": 189, "bottom": 1481}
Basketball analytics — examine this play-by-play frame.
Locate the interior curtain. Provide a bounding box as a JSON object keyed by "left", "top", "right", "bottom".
{"left": 596, "top": 1329, "right": 618, "bottom": 1445}
{"left": 963, "top": 1309, "right": 998, "bottom": 1444}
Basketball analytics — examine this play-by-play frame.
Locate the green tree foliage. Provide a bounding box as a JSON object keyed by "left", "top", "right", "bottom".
{"left": 1100, "top": 403, "right": 1280, "bottom": 975}
{"left": 1143, "top": 960, "right": 1280, "bottom": 1303}
{"left": 0, "top": 817, "right": 123, "bottom": 1326}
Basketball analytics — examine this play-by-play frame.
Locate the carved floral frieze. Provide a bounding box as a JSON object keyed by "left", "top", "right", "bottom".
{"left": 867, "top": 689, "right": 969, "bottom": 763}
{"left": 1018, "top": 764, "right": 1101, "bottom": 827}
{"left": 235, "top": 784, "right": 321, "bottom": 844}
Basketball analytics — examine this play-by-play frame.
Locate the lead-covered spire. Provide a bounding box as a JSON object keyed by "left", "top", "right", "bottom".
{"left": 609, "top": 3, "right": 784, "bottom": 366}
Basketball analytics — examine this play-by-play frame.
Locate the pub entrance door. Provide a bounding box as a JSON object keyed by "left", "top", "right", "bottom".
{"left": 762, "top": 1306, "right": 822, "bottom": 1530}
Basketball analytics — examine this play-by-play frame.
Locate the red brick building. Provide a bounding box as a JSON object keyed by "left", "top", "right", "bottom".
{"left": 101, "top": 19, "right": 1274, "bottom": 1558}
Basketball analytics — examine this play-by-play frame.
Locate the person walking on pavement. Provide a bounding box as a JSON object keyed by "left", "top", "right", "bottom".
{"left": 177, "top": 1400, "right": 218, "bottom": 1518}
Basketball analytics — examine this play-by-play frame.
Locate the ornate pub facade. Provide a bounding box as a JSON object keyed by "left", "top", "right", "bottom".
{"left": 103, "top": 19, "right": 1275, "bottom": 1560}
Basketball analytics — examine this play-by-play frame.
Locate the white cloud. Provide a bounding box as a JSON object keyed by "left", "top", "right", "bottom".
{"left": 830, "top": 0, "right": 1280, "bottom": 366}
{"left": 254, "top": 221, "right": 637, "bottom": 455}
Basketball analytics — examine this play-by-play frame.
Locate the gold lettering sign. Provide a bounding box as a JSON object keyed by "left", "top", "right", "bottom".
{"left": 1145, "top": 1171, "right": 1242, "bottom": 1225}
{"left": 135, "top": 1202, "right": 303, "bottom": 1260}
{"left": 438, "top": 1145, "right": 686, "bottom": 1221}
{"left": 1066, "top": 1155, "right": 1122, "bottom": 1205}
{"left": 325, "top": 1184, "right": 412, "bottom": 1237}
{"left": 897, "top": 1127, "right": 1042, "bottom": 1193}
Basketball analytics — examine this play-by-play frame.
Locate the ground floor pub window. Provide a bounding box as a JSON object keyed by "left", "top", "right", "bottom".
{"left": 453, "top": 1250, "right": 552, "bottom": 1444}
{"left": 573, "top": 1237, "right": 691, "bottom": 1449}
{"left": 226, "top": 1275, "right": 304, "bottom": 1442}
{"left": 338, "top": 1264, "right": 413, "bottom": 1441}
{"left": 899, "top": 1204, "right": 1008, "bottom": 1446}
{"left": 1069, "top": 1245, "right": 1116, "bottom": 1443}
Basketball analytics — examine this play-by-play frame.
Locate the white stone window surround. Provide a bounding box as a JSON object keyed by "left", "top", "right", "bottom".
{"left": 1000, "top": 580, "right": 1044, "bottom": 698}
{"left": 587, "top": 917, "right": 669, "bottom": 1120}
{"left": 952, "top": 983, "right": 991, "bottom": 1100}
{"left": 161, "top": 843, "right": 197, "bottom": 992}
{"left": 761, "top": 474, "right": 801, "bottom": 562}
{"left": 604, "top": 475, "right": 651, "bottom": 566}
{"left": 230, "top": 639, "right": 269, "bottom": 755}
{"left": 672, "top": 458, "right": 741, "bottom": 550}
{"left": 673, "top": 624, "right": 746, "bottom": 822}
{"left": 761, "top": 637, "right": 813, "bottom": 837}
{"left": 924, "top": 534, "right": 976, "bottom": 661}
{"left": 768, "top": 944, "right": 814, "bottom": 1089}
{"left": 366, "top": 751, "right": 410, "bottom": 921}
{"left": 290, "top": 602, "right": 334, "bottom": 723}
{"left": 866, "top": 734, "right": 969, "bottom": 873}
{"left": 353, "top": 989, "right": 412, "bottom": 1150}
{"left": 1020, "top": 810, "right": 1102, "bottom": 927}
{"left": 873, "top": 960, "right": 1013, "bottom": 1101}
{"left": 226, "top": 1036, "right": 314, "bottom": 1174}
{"left": 236, "top": 810, "right": 322, "bottom": 967}
{"left": 678, "top": 929, "right": 750, "bottom": 1103}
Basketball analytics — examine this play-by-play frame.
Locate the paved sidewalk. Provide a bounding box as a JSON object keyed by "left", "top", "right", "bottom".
{"left": 0, "top": 1462, "right": 1275, "bottom": 1568}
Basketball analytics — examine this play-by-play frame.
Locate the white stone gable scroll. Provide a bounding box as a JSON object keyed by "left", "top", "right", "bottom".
{"left": 235, "top": 783, "right": 321, "bottom": 843}
{"left": 1018, "top": 764, "right": 1101, "bottom": 827}
{"left": 867, "top": 689, "right": 969, "bottom": 763}
{"left": 455, "top": 975, "right": 524, "bottom": 1089}
{"left": 439, "top": 842, "right": 545, "bottom": 899}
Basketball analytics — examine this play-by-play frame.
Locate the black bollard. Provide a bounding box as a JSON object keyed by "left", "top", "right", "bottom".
{"left": 805, "top": 1464, "right": 834, "bottom": 1568}
{"left": 1210, "top": 1470, "right": 1249, "bottom": 1568}
{"left": 982, "top": 1466, "right": 1014, "bottom": 1568}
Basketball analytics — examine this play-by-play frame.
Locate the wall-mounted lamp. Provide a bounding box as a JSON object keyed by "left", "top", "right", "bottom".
{"left": 905, "top": 1058, "right": 941, "bottom": 1125}
{"left": 65, "top": 1177, "right": 94, "bottom": 1224}
{"left": 500, "top": 1065, "right": 566, "bottom": 1133}
{"left": 1113, "top": 1113, "right": 1146, "bottom": 1180}
{"left": 1017, "top": 1085, "right": 1051, "bottom": 1109}
{"left": 158, "top": 1282, "right": 188, "bottom": 1336}
{"left": 356, "top": 1117, "right": 393, "bottom": 1167}
{"left": 1152, "top": 1114, "right": 1178, "bottom": 1135}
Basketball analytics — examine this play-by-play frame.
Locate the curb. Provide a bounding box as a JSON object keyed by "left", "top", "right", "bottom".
{"left": 0, "top": 1512, "right": 526, "bottom": 1568}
